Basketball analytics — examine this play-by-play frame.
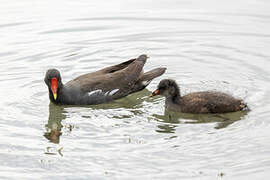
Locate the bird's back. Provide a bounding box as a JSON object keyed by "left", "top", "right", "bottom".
{"left": 180, "top": 91, "right": 246, "bottom": 113}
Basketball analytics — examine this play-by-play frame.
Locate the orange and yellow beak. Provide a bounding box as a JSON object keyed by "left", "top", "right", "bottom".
{"left": 51, "top": 78, "right": 58, "bottom": 100}
{"left": 151, "top": 89, "right": 160, "bottom": 97}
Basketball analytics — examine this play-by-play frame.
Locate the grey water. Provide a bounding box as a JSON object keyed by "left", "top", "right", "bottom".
{"left": 0, "top": 0, "right": 270, "bottom": 179}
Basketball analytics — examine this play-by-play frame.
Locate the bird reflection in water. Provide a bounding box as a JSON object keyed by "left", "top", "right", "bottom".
{"left": 44, "top": 103, "right": 66, "bottom": 144}
{"left": 43, "top": 89, "right": 152, "bottom": 144}
{"left": 154, "top": 109, "right": 248, "bottom": 133}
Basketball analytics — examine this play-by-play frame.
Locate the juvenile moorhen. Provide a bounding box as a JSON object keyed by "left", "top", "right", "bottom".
{"left": 45, "top": 55, "right": 166, "bottom": 105}
{"left": 152, "top": 79, "right": 248, "bottom": 114}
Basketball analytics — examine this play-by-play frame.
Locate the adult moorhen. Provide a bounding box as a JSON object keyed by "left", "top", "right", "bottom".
{"left": 151, "top": 79, "right": 248, "bottom": 114}
{"left": 45, "top": 55, "right": 166, "bottom": 105}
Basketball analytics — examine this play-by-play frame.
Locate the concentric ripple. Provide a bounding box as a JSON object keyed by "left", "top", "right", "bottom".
{"left": 0, "top": 0, "right": 270, "bottom": 179}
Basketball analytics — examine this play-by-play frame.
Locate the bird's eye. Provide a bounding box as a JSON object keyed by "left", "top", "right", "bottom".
{"left": 159, "top": 86, "right": 165, "bottom": 90}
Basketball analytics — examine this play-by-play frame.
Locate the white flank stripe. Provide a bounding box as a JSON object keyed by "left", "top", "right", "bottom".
{"left": 109, "top": 89, "right": 119, "bottom": 96}
{"left": 88, "top": 89, "right": 102, "bottom": 96}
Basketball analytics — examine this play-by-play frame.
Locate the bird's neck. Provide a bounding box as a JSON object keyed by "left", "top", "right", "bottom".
{"left": 166, "top": 87, "right": 182, "bottom": 105}
{"left": 166, "top": 93, "right": 181, "bottom": 106}
{"left": 172, "top": 93, "right": 182, "bottom": 104}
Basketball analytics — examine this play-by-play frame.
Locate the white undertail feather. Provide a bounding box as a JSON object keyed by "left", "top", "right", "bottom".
{"left": 142, "top": 80, "right": 151, "bottom": 86}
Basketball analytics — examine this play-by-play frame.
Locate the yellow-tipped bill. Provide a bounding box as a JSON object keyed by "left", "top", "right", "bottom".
{"left": 53, "top": 93, "right": 57, "bottom": 100}
{"left": 51, "top": 78, "right": 58, "bottom": 100}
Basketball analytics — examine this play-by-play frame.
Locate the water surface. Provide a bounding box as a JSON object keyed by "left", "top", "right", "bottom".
{"left": 1, "top": 0, "right": 270, "bottom": 179}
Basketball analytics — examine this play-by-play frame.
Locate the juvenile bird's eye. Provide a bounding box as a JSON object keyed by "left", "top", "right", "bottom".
{"left": 159, "top": 86, "right": 165, "bottom": 90}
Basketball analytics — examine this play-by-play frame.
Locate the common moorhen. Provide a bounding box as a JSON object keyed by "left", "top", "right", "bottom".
{"left": 45, "top": 55, "right": 166, "bottom": 105}
{"left": 152, "top": 79, "right": 248, "bottom": 114}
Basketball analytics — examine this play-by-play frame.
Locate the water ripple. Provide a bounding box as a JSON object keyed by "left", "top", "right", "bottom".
{"left": 1, "top": 0, "right": 270, "bottom": 179}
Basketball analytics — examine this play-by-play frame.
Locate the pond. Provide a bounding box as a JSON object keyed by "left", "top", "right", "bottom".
{"left": 0, "top": 0, "right": 270, "bottom": 179}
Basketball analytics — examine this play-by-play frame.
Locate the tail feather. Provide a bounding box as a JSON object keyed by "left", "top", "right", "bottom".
{"left": 139, "top": 67, "right": 167, "bottom": 82}
{"left": 131, "top": 67, "right": 166, "bottom": 93}
{"left": 123, "top": 55, "right": 147, "bottom": 83}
